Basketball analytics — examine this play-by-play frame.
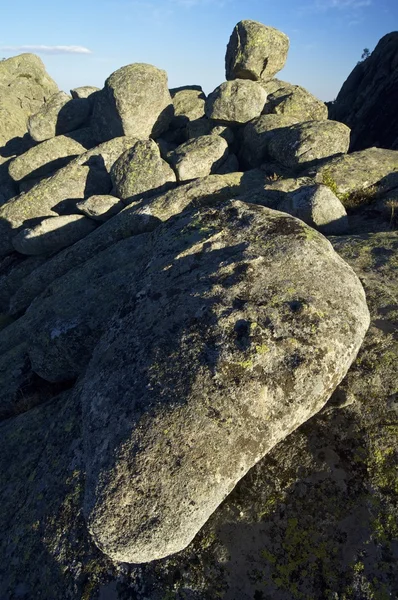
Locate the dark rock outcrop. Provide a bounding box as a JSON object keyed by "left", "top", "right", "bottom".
{"left": 329, "top": 32, "right": 398, "bottom": 151}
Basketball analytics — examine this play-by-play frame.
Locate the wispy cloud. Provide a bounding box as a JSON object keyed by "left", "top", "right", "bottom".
{"left": 0, "top": 45, "right": 92, "bottom": 55}
{"left": 312, "top": 0, "right": 371, "bottom": 9}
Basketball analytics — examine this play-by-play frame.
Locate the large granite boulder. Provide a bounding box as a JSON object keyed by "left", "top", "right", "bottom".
{"left": 262, "top": 80, "right": 328, "bottom": 121}
{"left": 111, "top": 139, "right": 176, "bottom": 203}
{"left": 170, "top": 135, "right": 229, "bottom": 181}
{"left": 28, "top": 92, "right": 91, "bottom": 142}
{"left": 81, "top": 199, "right": 369, "bottom": 563}
{"left": 329, "top": 32, "right": 398, "bottom": 151}
{"left": 226, "top": 20, "right": 289, "bottom": 82}
{"left": 268, "top": 120, "right": 351, "bottom": 170}
{"left": 205, "top": 79, "right": 267, "bottom": 125}
{"left": 0, "top": 53, "right": 58, "bottom": 155}
{"left": 92, "top": 63, "right": 173, "bottom": 142}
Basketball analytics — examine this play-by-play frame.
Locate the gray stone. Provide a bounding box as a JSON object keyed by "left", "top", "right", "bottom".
{"left": 8, "top": 135, "right": 87, "bottom": 182}
{"left": 171, "top": 88, "right": 206, "bottom": 128}
{"left": 111, "top": 139, "right": 176, "bottom": 203}
{"left": 28, "top": 92, "right": 91, "bottom": 142}
{"left": 279, "top": 184, "right": 349, "bottom": 235}
{"left": 329, "top": 32, "right": 398, "bottom": 151}
{"left": 262, "top": 81, "right": 328, "bottom": 121}
{"left": 170, "top": 135, "right": 229, "bottom": 181}
{"left": 129, "top": 169, "right": 266, "bottom": 222}
{"left": 0, "top": 137, "right": 138, "bottom": 256}
{"left": 81, "top": 199, "right": 369, "bottom": 563}
{"left": 0, "top": 343, "right": 32, "bottom": 420}
{"left": 21, "top": 233, "right": 154, "bottom": 381}
{"left": 76, "top": 195, "right": 124, "bottom": 222}
{"left": 92, "top": 63, "right": 173, "bottom": 142}
{"left": 186, "top": 118, "right": 234, "bottom": 144}
{"left": 9, "top": 171, "right": 266, "bottom": 314}
{"left": 240, "top": 114, "right": 300, "bottom": 168}
{"left": 268, "top": 120, "right": 351, "bottom": 170}
{"left": 0, "top": 53, "right": 58, "bottom": 153}
{"left": 311, "top": 147, "right": 398, "bottom": 195}
{"left": 12, "top": 215, "right": 97, "bottom": 256}
{"left": 0, "top": 254, "right": 45, "bottom": 312}
{"left": 226, "top": 20, "right": 289, "bottom": 82}
{"left": 206, "top": 79, "right": 267, "bottom": 125}
{"left": 70, "top": 85, "right": 100, "bottom": 99}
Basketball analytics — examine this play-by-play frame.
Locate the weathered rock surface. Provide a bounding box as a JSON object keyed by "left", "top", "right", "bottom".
{"left": 28, "top": 92, "right": 91, "bottom": 142}
{"left": 0, "top": 137, "right": 138, "bottom": 256}
{"left": 263, "top": 80, "right": 328, "bottom": 121}
{"left": 330, "top": 32, "right": 398, "bottom": 151}
{"left": 92, "top": 63, "right": 173, "bottom": 142}
{"left": 171, "top": 88, "right": 206, "bottom": 128}
{"left": 0, "top": 53, "right": 58, "bottom": 154}
{"left": 12, "top": 214, "right": 97, "bottom": 256}
{"left": 9, "top": 171, "right": 265, "bottom": 314}
{"left": 312, "top": 147, "right": 398, "bottom": 195}
{"left": 226, "top": 20, "right": 289, "bottom": 82}
{"left": 76, "top": 195, "right": 124, "bottom": 221}
{"left": 240, "top": 114, "right": 300, "bottom": 168}
{"left": 279, "top": 184, "right": 349, "bottom": 235}
{"left": 111, "top": 139, "right": 176, "bottom": 203}
{"left": 20, "top": 232, "right": 153, "bottom": 381}
{"left": 8, "top": 133, "right": 88, "bottom": 182}
{"left": 268, "top": 120, "right": 351, "bottom": 170}
{"left": 170, "top": 135, "right": 228, "bottom": 181}
{"left": 71, "top": 85, "right": 100, "bottom": 99}
{"left": 187, "top": 118, "right": 234, "bottom": 144}
{"left": 205, "top": 79, "right": 267, "bottom": 124}
{"left": 81, "top": 200, "right": 369, "bottom": 563}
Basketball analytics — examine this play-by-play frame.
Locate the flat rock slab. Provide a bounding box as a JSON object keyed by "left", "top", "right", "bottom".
{"left": 81, "top": 200, "right": 369, "bottom": 564}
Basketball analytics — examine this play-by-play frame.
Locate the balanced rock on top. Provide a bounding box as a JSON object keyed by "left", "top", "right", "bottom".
{"left": 226, "top": 20, "right": 289, "bottom": 82}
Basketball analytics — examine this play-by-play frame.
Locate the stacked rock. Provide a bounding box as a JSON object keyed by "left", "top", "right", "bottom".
{"left": 0, "top": 19, "right": 396, "bottom": 577}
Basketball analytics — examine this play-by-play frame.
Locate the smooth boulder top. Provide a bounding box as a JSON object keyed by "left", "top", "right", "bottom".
{"left": 27, "top": 91, "right": 91, "bottom": 142}
{"left": 268, "top": 120, "right": 351, "bottom": 170}
{"left": 92, "top": 63, "right": 173, "bottom": 142}
{"left": 205, "top": 79, "right": 267, "bottom": 125}
{"left": 0, "top": 53, "right": 58, "bottom": 150}
{"left": 226, "top": 20, "right": 289, "bottom": 82}
{"left": 82, "top": 200, "right": 370, "bottom": 564}
{"left": 111, "top": 139, "right": 176, "bottom": 203}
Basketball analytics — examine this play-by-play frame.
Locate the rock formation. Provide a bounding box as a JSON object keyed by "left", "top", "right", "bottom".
{"left": 0, "top": 19, "right": 397, "bottom": 600}
{"left": 330, "top": 32, "right": 398, "bottom": 151}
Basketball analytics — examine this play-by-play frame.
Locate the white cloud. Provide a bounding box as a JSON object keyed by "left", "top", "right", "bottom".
{"left": 313, "top": 0, "right": 371, "bottom": 9}
{"left": 0, "top": 45, "right": 92, "bottom": 55}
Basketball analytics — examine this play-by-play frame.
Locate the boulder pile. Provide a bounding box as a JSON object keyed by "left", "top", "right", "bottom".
{"left": 0, "top": 19, "right": 397, "bottom": 600}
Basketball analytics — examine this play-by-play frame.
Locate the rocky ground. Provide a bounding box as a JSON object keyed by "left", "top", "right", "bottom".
{"left": 0, "top": 19, "right": 397, "bottom": 600}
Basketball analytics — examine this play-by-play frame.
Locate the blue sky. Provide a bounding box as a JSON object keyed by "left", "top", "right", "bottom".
{"left": 1, "top": 0, "right": 397, "bottom": 101}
